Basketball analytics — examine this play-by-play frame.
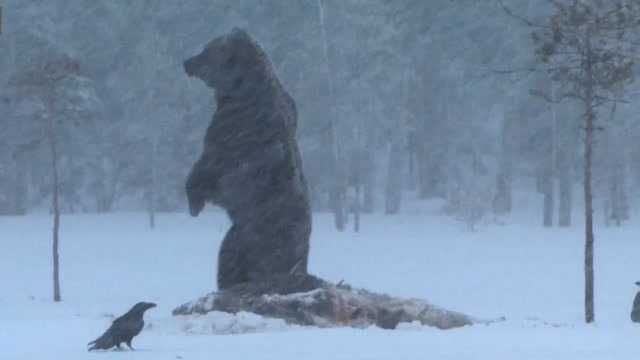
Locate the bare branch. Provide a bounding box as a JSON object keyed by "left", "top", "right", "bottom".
{"left": 496, "top": 0, "right": 549, "bottom": 29}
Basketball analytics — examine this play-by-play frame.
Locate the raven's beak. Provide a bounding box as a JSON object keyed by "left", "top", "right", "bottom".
{"left": 635, "top": 281, "right": 640, "bottom": 287}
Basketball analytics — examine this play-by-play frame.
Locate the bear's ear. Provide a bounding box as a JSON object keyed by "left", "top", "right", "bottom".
{"left": 229, "top": 27, "right": 253, "bottom": 44}
{"left": 230, "top": 28, "right": 251, "bottom": 41}
{"left": 227, "top": 29, "right": 255, "bottom": 65}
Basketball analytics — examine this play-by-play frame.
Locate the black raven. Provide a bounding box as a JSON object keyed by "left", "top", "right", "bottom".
{"left": 88, "top": 302, "right": 156, "bottom": 351}
{"left": 632, "top": 282, "right": 640, "bottom": 323}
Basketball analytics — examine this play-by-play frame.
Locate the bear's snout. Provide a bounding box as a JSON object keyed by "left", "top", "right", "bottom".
{"left": 183, "top": 57, "right": 199, "bottom": 78}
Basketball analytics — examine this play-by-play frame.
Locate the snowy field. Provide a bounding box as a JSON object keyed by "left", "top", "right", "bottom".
{"left": 2, "top": 201, "right": 640, "bottom": 359}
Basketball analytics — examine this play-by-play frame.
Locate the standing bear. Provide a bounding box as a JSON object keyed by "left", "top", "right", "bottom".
{"left": 175, "top": 29, "right": 477, "bottom": 331}
{"left": 184, "top": 28, "right": 319, "bottom": 292}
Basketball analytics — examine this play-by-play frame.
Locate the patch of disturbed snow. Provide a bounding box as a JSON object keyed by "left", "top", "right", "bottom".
{"left": 3, "top": 198, "right": 640, "bottom": 359}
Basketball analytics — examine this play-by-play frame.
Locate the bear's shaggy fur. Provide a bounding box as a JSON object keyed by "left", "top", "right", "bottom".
{"left": 184, "top": 28, "right": 314, "bottom": 291}
{"left": 177, "top": 29, "right": 479, "bottom": 331}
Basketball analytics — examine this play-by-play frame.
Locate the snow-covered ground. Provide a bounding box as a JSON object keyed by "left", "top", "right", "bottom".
{"left": 2, "top": 200, "right": 640, "bottom": 359}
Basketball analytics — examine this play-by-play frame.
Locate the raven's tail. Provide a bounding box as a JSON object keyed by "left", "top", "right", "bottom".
{"left": 87, "top": 333, "right": 113, "bottom": 351}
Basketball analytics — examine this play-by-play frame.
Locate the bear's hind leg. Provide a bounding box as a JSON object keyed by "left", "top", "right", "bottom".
{"left": 217, "top": 224, "right": 248, "bottom": 290}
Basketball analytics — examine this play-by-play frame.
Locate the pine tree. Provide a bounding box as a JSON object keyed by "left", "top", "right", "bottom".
{"left": 503, "top": 0, "right": 640, "bottom": 323}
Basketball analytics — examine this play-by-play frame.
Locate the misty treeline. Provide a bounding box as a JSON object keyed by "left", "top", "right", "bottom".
{"left": 1, "top": 0, "right": 640, "bottom": 230}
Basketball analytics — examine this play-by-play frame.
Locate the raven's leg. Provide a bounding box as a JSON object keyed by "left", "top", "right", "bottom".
{"left": 126, "top": 339, "right": 135, "bottom": 351}
{"left": 115, "top": 343, "right": 123, "bottom": 351}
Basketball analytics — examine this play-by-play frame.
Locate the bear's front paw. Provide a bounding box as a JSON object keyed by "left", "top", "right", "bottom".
{"left": 188, "top": 196, "right": 205, "bottom": 217}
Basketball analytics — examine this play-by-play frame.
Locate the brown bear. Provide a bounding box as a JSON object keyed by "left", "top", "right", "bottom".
{"left": 175, "top": 32, "right": 477, "bottom": 331}
{"left": 184, "top": 28, "right": 318, "bottom": 292}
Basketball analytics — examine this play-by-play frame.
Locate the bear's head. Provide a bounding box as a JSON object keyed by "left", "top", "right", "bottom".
{"left": 184, "top": 28, "right": 263, "bottom": 94}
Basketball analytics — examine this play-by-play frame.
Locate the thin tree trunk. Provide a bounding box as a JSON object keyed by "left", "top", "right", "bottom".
{"left": 618, "top": 162, "right": 629, "bottom": 222}
{"left": 584, "top": 30, "right": 595, "bottom": 324}
{"left": 407, "top": 132, "right": 417, "bottom": 191}
{"left": 9, "top": 64, "right": 27, "bottom": 216}
{"left": 317, "top": 0, "right": 344, "bottom": 230}
{"left": 493, "top": 113, "right": 512, "bottom": 215}
{"left": 95, "top": 158, "right": 108, "bottom": 213}
{"left": 362, "top": 133, "right": 375, "bottom": 213}
{"left": 362, "top": 176, "right": 374, "bottom": 214}
{"left": 13, "top": 152, "right": 27, "bottom": 215}
{"left": 584, "top": 109, "right": 595, "bottom": 323}
{"left": 605, "top": 102, "right": 617, "bottom": 226}
{"left": 352, "top": 138, "right": 362, "bottom": 232}
{"left": 606, "top": 101, "right": 628, "bottom": 226}
{"left": 385, "top": 141, "right": 404, "bottom": 215}
{"left": 385, "top": 71, "right": 409, "bottom": 215}
{"left": 148, "top": 196, "right": 156, "bottom": 228}
{"left": 541, "top": 76, "right": 556, "bottom": 228}
{"left": 66, "top": 152, "right": 76, "bottom": 214}
{"left": 47, "top": 110, "right": 61, "bottom": 303}
{"left": 416, "top": 136, "right": 429, "bottom": 200}
{"left": 543, "top": 170, "right": 554, "bottom": 227}
{"left": 418, "top": 137, "right": 442, "bottom": 199}
{"left": 354, "top": 184, "right": 360, "bottom": 232}
{"left": 415, "top": 112, "right": 430, "bottom": 199}
{"left": 558, "top": 150, "right": 572, "bottom": 227}
{"left": 558, "top": 103, "right": 574, "bottom": 227}
{"left": 610, "top": 158, "right": 628, "bottom": 226}
{"left": 148, "top": 138, "right": 156, "bottom": 229}
{"left": 613, "top": 91, "right": 630, "bottom": 223}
